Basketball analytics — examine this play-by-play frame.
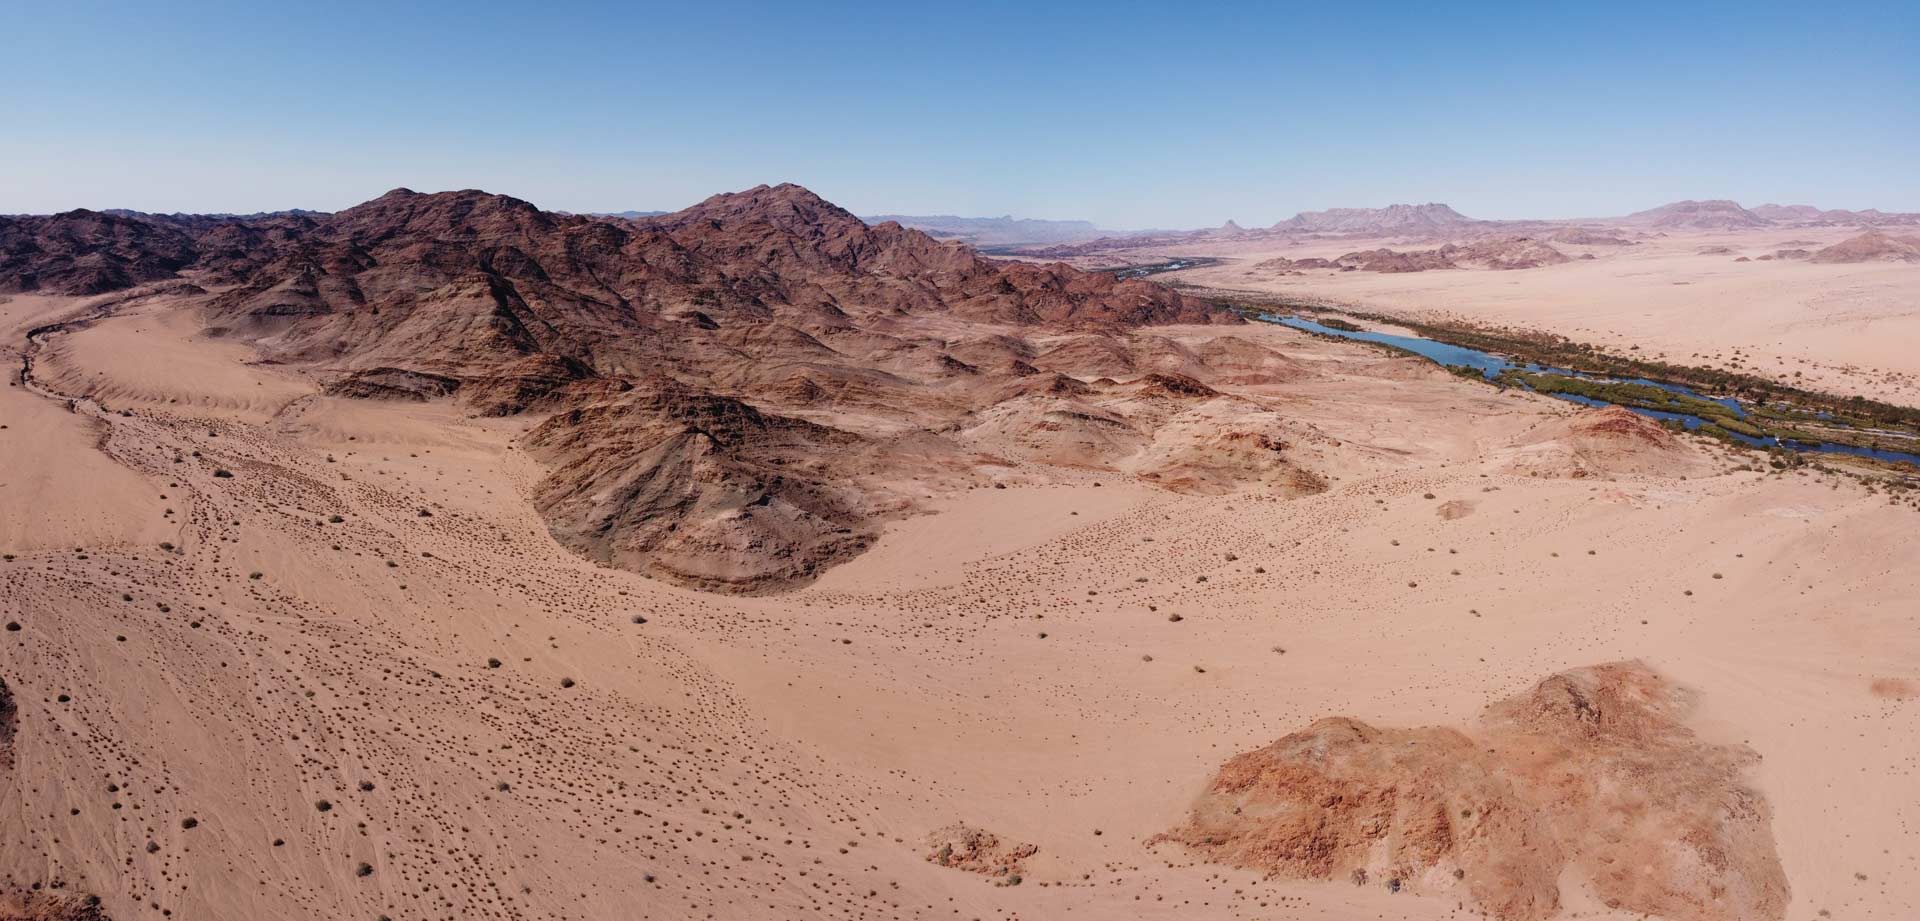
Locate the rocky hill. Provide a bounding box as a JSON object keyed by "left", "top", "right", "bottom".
{"left": 1809, "top": 230, "right": 1920, "bottom": 263}
{"left": 0, "top": 210, "right": 200, "bottom": 295}
{"left": 1270, "top": 202, "right": 1474, "bottom": 234}
{"left": 2, "top": 183, "right": 1275, "bottom": 592}
{"left": 1622, "top": 199, "right": 1769, "bottom": 230}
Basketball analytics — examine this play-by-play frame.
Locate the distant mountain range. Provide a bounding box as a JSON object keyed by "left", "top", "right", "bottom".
{"left": 859, "top": 214, "right": 1139, "bottom": 249}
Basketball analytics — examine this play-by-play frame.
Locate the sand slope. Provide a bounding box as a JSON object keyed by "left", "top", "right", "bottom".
{"left": 1, "top": 296, "right": 1916, "bottom": 921}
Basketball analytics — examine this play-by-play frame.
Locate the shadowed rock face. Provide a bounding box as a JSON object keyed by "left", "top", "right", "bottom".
{"left": 522, "top": 375, "right": 901, "bottom": 593}
{"left": 320, "top": 367, "right": 462, "bottom": 402}
{"left": 1157, "top": 662, "right": 1788, "bottom": 921}
{"left": 0, "top": 211, "right": 197, "bottom": 295}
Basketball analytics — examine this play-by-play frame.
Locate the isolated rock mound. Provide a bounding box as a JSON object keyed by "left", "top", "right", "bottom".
{"left": 322, "top": 367, "right": 462, "bottom": 402}
{"left": 1157, "top": 661, "right": 1787, "bottom": 921}
{"left": 924, "top": 823, "right": 1037, "bottom": 882}
{"left": 1624, "top": 200, "right": 1770, "bottom": 231}
{"left": 1272, "top": 203, "right": 1474, "bottom": 235}
{"left": 1544, "top": 227, "right": 1637, "bottom": 246}
{"left": 1446, "top": 236, "right": 1571, "bottom": 269}
{"left": 523, "top": 376, "right": 911, "bottom": 593}
{"left": 1501, "top": 406, "right": 1704, "bottom": 478}
{"left": 1318, "top": 238, "right": 1569, "bottom": 274}
{"left": 1333, "top": 247, "right": 1456, "bottom": 273}
{"left": 1808, "top": 230, "right": 1920, "bottom": 264}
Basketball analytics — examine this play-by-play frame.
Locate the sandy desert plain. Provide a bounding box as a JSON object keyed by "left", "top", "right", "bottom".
{"left": 1, "top": 188, "right": 1917, "bottom": 921}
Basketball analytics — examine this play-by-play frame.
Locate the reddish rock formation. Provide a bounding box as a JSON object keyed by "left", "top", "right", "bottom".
{"left": 924, "top": 823, "right": 1037, "bottom": 882}
{"left": 0, "top": 211, "right": 197, "bottom": 295}
{"left": 522, "top": 375, "right": 920, "bottom": 592}
{"left": 0, "top": 185, "right": 1281, "bottom": 593}
{"left": 1157, "top": 662, "right": 1788, "bottom": 921}
{"left": 1809, "top": 230, "right": 1920, "bottom": 264}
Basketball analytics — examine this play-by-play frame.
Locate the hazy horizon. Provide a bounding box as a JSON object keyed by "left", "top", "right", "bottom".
{"left": 16, "top": 187, "right": 1909, "bottom": 231}
{"left": 4, "top": 1, "right": 1916, "bottom": 226}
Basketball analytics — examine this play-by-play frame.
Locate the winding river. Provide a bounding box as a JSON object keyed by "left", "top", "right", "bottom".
{"left": 1262, "top": 314, "right": 1920, "bottom": 468}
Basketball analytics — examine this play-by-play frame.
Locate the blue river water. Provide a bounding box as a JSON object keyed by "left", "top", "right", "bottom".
{"left": 1263, "top": 314, "right": 1920, "bottom": 467}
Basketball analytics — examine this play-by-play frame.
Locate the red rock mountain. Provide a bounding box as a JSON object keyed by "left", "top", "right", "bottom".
{"left": 2, "top": 184, "right": 1283, "bottom": 592}
{"left": 0, "top": 210, "right": 199, "bottom": 295}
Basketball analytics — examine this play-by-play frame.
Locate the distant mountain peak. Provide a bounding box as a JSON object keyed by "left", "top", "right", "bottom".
{"left": 1272, "top": 203, "right": 1472, "bottom": 234}
{"left": 1623, "top": 200, "right": 1768, "bottom": 230}
{"left": 657, "top": 182, "right": 865, "bottom": 233}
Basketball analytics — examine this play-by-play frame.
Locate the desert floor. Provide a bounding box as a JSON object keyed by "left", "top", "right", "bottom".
{"left": 2, "top": 293, "right": 1916, "bottom": 921}
{"left": 1133, "top": 227, "right": 1920, "bottom": 405}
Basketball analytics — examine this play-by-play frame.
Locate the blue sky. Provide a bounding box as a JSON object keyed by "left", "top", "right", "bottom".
{"left": 3, "top": 1, "right": 1915, "bottom": 226}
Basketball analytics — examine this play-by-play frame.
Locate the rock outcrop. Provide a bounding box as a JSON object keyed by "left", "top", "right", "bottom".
{"left": 1158, "top": 662, "right": 1788, "bottom": 921}
{"left": 1809, "top": 230, "right": 1920, "bottom": 264}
